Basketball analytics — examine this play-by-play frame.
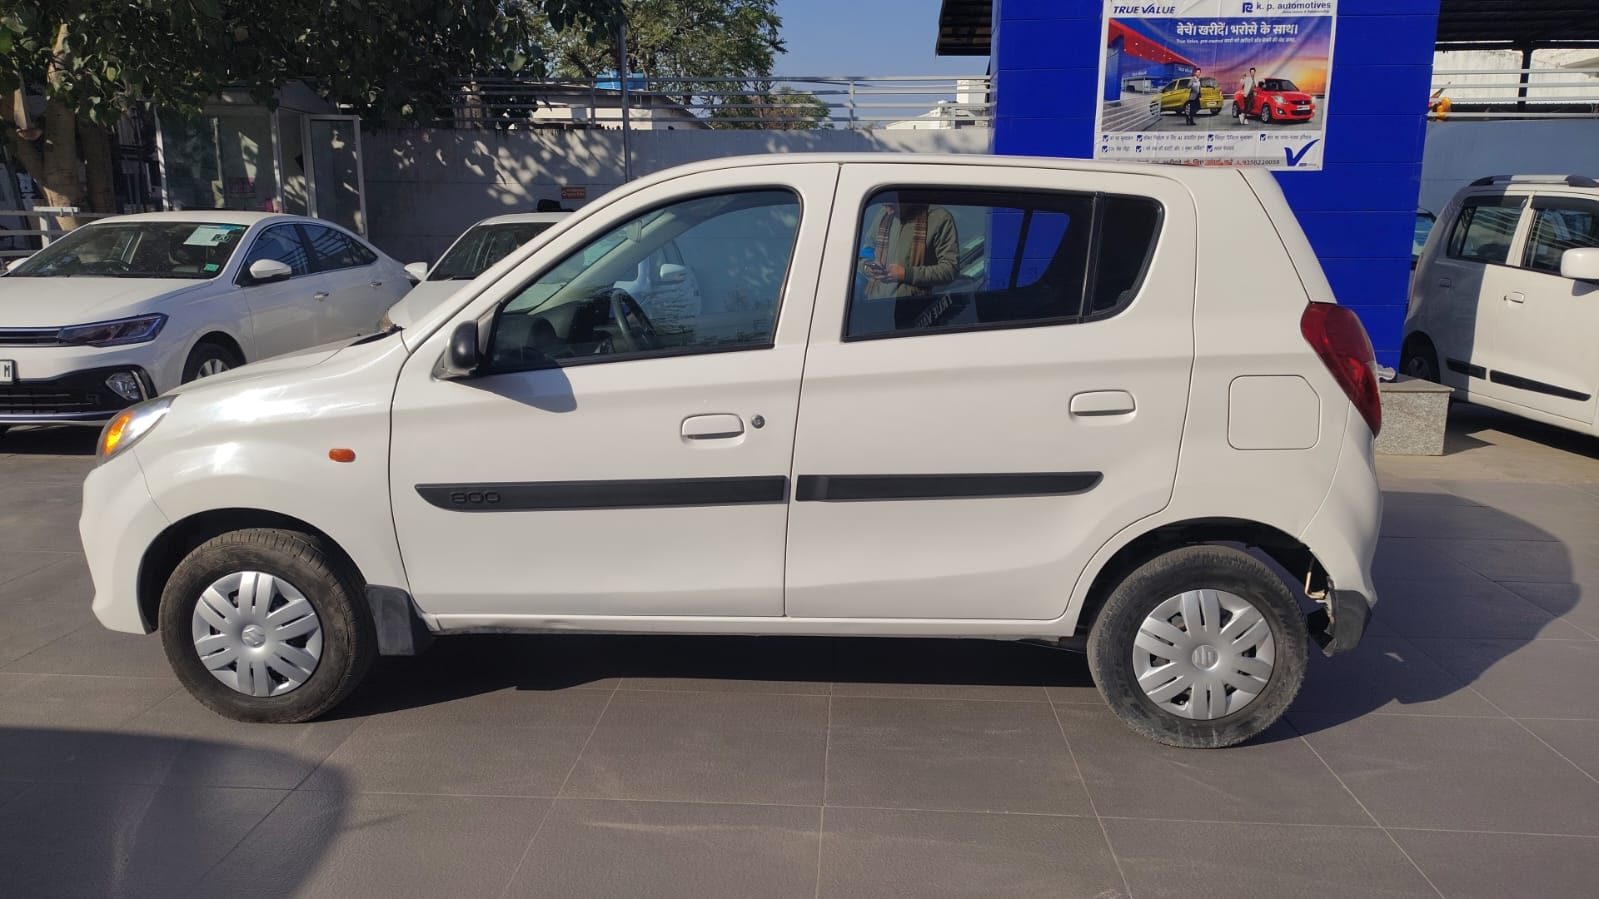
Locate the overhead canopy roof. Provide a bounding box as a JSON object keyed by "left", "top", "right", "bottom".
{"left": 1436, "top": 1, "right": 1599, "bottom": 49}
{"left": 933, "top": 1, "right": 1599, "bottom": 55}
{"left": 935, "top": 0, "right": 992, "bottom": 56}
{"left": 1107, "top": 20, "right": 1196, "bottom": 68}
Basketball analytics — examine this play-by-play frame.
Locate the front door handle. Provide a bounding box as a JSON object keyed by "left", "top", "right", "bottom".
{"left": 370, "top": 280, "right": 384, "bottom": 288}
{"left": 1504, "top": 291, "right": 1525, "bottom": 304}
{"left": 1070, "top": 390, "right": 1137, "bottom": 417}
{"left": 313, "top": 291, "right": 330, "bottom": 301}
{"left": 1438, "top": 277, "right": 1453, "bottom": 288}
{"left": 682, "top": 413, "right": 744, "bottom": 440}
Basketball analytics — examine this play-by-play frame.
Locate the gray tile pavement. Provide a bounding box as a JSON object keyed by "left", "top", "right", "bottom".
{"left": 2, "top": 408, "right": 1598, "bottom": 897}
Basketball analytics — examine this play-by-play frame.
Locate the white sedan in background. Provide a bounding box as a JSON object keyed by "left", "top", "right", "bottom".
{"left": 385, "top": 211, "right": 704, "bottom": 336}
{"left": 0, "top": 212, "right": 408, "bottom": 432}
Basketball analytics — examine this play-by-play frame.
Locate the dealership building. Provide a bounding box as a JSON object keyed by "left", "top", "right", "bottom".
{"left": 935, "top": 0, "right": 1599, "bottom": 367}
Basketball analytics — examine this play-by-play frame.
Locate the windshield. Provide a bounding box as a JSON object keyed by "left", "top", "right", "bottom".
{"left": 1262, "top": 79, "right": 1300, "bottom": 92}
{"left": 1200, "top": 77, "right": 1217, "bottom": 88}
{"left": 8, "top": 222, "right": 248, "bottom": 279}
{"left": 429, "top": 221, "right": 560, "bottom": 281}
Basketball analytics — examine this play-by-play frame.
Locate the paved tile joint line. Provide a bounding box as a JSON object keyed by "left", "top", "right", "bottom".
{"left": 3, "top": 408, "right": 1599, "bottom": 898}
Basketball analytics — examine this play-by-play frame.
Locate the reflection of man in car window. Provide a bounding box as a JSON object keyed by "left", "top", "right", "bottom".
{"left": 860, "top": 201, "right": 959, "bottom": 300}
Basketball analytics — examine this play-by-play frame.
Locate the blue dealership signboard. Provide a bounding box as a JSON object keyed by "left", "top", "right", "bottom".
{"left": 1095, "top": 0, "right": 1338, "bottom": 169}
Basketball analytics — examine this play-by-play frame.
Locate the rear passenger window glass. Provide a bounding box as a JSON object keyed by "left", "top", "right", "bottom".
{"left": 303, "top": 224, "right": 375, "bottom": 271}
{"left": 1523, "top": 204, "right": 1599, "bottom": 275}
{"left": 1446, "top": 200, "right": 1522, "bottom": 265}
{"left": 844, "top": 188, "right": 1161, "bottom": 340}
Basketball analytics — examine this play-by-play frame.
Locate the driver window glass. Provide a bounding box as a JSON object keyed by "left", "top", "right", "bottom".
{"left": 242, "top": 225, "right": 312, "bottom": 276}
{"left": 487, "top": 189, "right": 800, "bottom": 372}
{"left": 1446, "top": 199, "right": 1521, "bottom": 265}
{"left": 1523, "top": 205, "right": 1599, "bottom": 275}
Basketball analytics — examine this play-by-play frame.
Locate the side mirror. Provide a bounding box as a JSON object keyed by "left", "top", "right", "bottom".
{"left": 404, "top": 262, "right": 429, "bottom": 283}
{"left": 659, "top": 263, "right": 689, "bottom": 284}
{"left": 447, "top": 321, "right": 482, "bottom": 375}
{"left": 1559, "top": 247, "right": 1599, "bottom": 282}
{"left": 246, "top": 258, "right": 293, "bottom": 284}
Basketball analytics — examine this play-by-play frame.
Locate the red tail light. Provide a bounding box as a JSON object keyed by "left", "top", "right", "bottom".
{"left": 1300, "top": 303, "right": 1382, "bottom": 437}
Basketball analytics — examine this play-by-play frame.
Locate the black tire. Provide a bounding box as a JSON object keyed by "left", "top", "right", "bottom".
{"left": 1087, "top": 545, "right": 1308, "bottom": 749}
{"left": 1207, "top": 107, "right": 1221, "bottom": 116}
{"left": 1261, "top": 105, "right": 1274, "bottom": 124}
{"left": 182, "top": 340, "right": 243, "bottom": 383}
{"left": 159, "top": 528, "right": 376, "bottom": 723}
{"left": 1401, "top": 338, "right": 1440, "bottom": 383}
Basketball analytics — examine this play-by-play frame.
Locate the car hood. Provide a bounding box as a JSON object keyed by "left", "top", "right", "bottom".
{"left": 165, "top": 339, "right": 351, "bottom": 397}
{"left": 0, "top": 277, "right": 211, "bottom": 327}
{"left": 385, "top": 281, "right": 467, "bottom": 330}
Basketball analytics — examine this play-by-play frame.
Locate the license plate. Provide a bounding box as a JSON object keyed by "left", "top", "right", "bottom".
{"left": 0, "top": 360, "right": 13, "bottom": 383}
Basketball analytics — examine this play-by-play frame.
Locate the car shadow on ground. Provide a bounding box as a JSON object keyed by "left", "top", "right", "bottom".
{"left": 337, "top": 488, "right": 1578, "bottom": 745}
{"left": 0, "top": 425, "right": 98, "bottom": 455}
{"left": 1448, "top": 402, "right": 1599, "bottom": 458}
{"left": 0, "top": 728, "right": 345, "bottom": 896}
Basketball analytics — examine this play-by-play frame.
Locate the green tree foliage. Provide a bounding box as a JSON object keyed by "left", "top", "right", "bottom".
{"left": 712, "top": 84, "right": 832, "bottom": 130}
{"left": 0, "top": 0, "right": 619, "bottom": 215}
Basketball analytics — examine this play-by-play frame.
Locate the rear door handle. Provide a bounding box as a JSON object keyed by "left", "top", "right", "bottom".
{"left": 1504, "top": 291, "right": 1525, "bottom": 304}
{"left": 682, "top": 414, "right": 744, "bottom": 440}
{"left": 1070, "top": 390, "right": 1136, "bottom": 416}
{"left": 1438, "top": 277, "right": 1453, "bottom": 288}
{"left": 370, "top": 280, "right": 385, "bottom": 288}
{"left": 313, "top": 291, "right": 330, "bottom": 301}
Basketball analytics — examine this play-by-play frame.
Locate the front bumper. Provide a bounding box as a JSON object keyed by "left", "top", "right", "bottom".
{"left": 0, "top": 365, "right": 155, "bottom": 424}
{"left": 81, "top": 449, "right": 171, "bottom": 634}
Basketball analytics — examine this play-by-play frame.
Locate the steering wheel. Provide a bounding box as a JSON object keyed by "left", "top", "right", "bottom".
{"left": 599, "top": 288, "right": 660, "bottom": 353}
{"left": 96, "top": 257, "right": 133, "bottom": 274}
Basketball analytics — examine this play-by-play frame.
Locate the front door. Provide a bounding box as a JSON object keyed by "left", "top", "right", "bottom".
{"left": 1479, "top": 196, "right": 1599, "bottom": 423}
{"left": 236, "top": 223, "right": 328, "bottom": 359}
{"left": 783, "top": 164, "right": 1196, "bottom": 621}
{"left": 388, "top": 165, "right": 837, "bottom": 620}
{"left": 1425, "top": 194, "right": 1526, "bottom": 392}
{"left": 301, "top": 223, "right": 395, "bottom": 340}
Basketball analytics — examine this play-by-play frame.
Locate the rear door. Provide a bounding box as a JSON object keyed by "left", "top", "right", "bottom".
{"left": 1480, "top": 195, "right": 1599, "bottom": 422}
{"left": 302, "top": 223, "right": 398, "bottom": 339}
{"left": 783, "top": 164, "right": 1196, "bottom": 621}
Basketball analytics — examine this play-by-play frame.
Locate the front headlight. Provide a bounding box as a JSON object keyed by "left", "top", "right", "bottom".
{"left": 1272, "top": 95, "right": 1285, "bottom": 105}
{"left": 97, "top": 397, "right": 173, "bottom": 463}
{"left": 59, "top": 314, "right": 167, "bottom": 347}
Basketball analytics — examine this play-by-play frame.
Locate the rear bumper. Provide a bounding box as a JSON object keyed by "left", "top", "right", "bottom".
{"left": 1309, "top": 588, "right": 1372, "bottom": 656}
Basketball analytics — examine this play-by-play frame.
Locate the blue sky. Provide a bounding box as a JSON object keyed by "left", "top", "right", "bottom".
{"left": 773, "top": 0, "right": 990, "bottom": 76}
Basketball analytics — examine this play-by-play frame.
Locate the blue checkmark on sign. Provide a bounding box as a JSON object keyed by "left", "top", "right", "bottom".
{"left": 1283, "top": 139, "right": 1321, "bottom": 167}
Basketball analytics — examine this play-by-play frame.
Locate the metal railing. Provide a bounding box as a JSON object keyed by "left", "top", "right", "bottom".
{"left": 440, "top": 75, "right": 993, "bottom": 131}
{"left": 0, "top": 208, "right": 117, "bottom": 260}
{"left": 1430, "top": 67, "right": 1599, "bottom": 119}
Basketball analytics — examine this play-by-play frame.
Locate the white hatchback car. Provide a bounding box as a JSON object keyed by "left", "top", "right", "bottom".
{"left": 1404, "top": 174, "right": 1599, "bottom": 436}
{"left": 81, "top": 155, "right": 1383, "bottom": 748}
{"left": 0, "top": 212, "right": 408, "bottom": 433}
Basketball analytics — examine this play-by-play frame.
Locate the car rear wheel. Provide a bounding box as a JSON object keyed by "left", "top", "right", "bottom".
{"left": 182, "top": 341, "right": 242, "bottom": 383}
{"left": 1087, "top": 545, "right": 1307, "bottom": 748}
{"left": 159, "top": 528, "right": 376, "bottom": 723}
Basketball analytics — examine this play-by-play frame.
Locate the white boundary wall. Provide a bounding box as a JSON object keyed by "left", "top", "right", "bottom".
{"left": 364, "top": 128, "right": 992, "bottom": 262}
{"left": 1420, "top": 120, "right": 1599, "bottom": 215}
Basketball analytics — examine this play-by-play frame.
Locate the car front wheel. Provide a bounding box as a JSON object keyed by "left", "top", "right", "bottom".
{"left": 1402, "top": 341, "right": 1440, "bottom": 383}
{"left": 159, "top": 528, "right": 376, "bottom": 723}
{"left": 182, "top": 341, "right": 243, "bottom": 382}
{"left": 1261, "top": 106, "right": 1274, "bottom": 124}
{"left": 1087, "top": 545, "right": 1307, "bottom": 748}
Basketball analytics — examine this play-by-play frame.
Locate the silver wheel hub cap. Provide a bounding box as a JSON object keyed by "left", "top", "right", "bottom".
{"left": 191, "top": 571, "right": 323, "bottom": 697}
{"left": 197, "top": 358, "right": 231, "bottom": 378}
{"left": 1133, "top": 589, "right": 1276, "bottom": 720}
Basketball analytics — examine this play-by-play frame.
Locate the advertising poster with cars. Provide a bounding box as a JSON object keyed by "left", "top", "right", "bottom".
{"left": 1095, "top": 1, "right": 1337, "bottom": 170}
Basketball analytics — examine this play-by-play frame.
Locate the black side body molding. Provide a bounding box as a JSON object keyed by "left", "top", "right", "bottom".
{"left": 794, "top": 472, "right": 1102, "bottom": 502}
{"left": 415, "top": 476, "right": 789, "bottom": 512}
{"left": 1445, "top": 357, "right": 1486, "bottom": 379}
{"left": 1488, "top": 370, "right": 1591, "bottom": 402}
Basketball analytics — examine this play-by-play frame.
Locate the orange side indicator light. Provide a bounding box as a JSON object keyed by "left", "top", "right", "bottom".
{"left": 329, "top": 448, "right": 357, "bottom": 463}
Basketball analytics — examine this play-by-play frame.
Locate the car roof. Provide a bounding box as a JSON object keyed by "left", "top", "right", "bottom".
{"left": 631, "top": 152, "right": 1248, "bottom": 191}
{"left": 84, "top": 211, "right": 373, "bottom": 232}
{"left": 470, "top": 212, "right": 573, "bottom": 227}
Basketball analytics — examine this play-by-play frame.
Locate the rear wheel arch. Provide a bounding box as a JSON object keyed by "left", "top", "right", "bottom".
{"left": 137, "top": 508, "right": 364, "bottom": 631}
{"left": 1074, "top": 518, "right": 1324, "bottom": 638}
